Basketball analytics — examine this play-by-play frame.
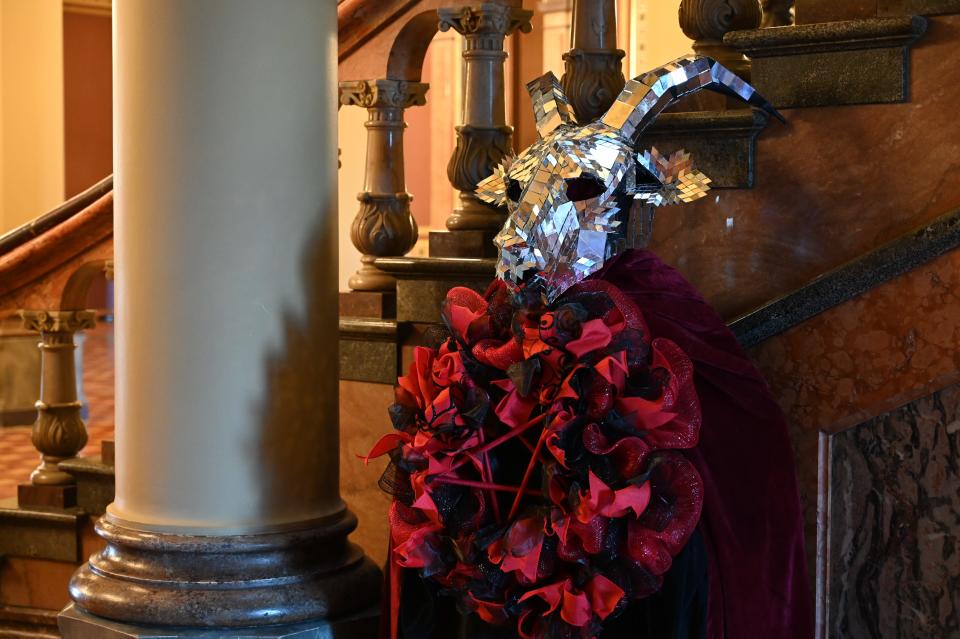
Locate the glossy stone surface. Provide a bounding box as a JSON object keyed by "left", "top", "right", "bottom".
{"left": 649, "top": 16, "right": 960, "bottom": 321}
{"left": 68, "top": 514, "right": 381, "bottom": 629}
{"left": 795, "top": 0, "right": 879, "bottom": 24}
{"left": 730, "top": 18, "right": 926, "bottom": 108}
{"left": 59, "top": 603, "right": 380, "bottom": 638}
{"left": 339, "top": 379, "right": 393, "bottom": 567}
{"left": 732, "top": 205, "right": 960, "bottom": 346}
{"left": 879, "top": 0, "right": 960, "bottom": 15}
{"left": 824, "top": 383, "right": 960, "bottom": 638}
{"left": 749, "top": 245, "right": 960, "bottom": 590}
{"left": 640, "top": 110, "right": 769, "bottom": 189}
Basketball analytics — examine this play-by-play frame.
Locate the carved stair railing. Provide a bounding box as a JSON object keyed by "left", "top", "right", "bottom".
{"left": 0, "top": 177, "right": 114, "bottom": 511}
{"left": 338, "top": 0, "right": 533, "bottom": 330}
{"left": 336, "top": 9, "right": 950, "bottom": 636}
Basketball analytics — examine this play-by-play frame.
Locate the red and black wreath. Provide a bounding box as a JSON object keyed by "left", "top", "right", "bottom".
{"left": 366, "top": 279, "right": 704, "bottom": 639}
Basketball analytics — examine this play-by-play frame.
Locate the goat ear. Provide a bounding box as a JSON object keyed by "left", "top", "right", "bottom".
{"left": 632, "top": 147, "right": 712, "bottom": 207}
{"left": 476, "top": 161, "right": 511, "bottom": 207}
{"left": 602, "top": 56, "right": 783, "bottom": 142}
{"left": 527, "top": 72, "right": 577, "bottom": 138}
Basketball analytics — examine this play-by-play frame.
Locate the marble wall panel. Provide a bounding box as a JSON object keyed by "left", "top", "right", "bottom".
{"left": 339, "top": 379, "right": 393, "bottom": 567}
{"left": 795, "top": 0, "right": 879, "bottom": 24}
{"left": 648, "top": 15, "right": 960, "bottom": 320}
{"left": 750, "top": 245, "right": 960, "bottom": 589}
{"left": 825, "top": 383, "right": 960, "bottom": 638}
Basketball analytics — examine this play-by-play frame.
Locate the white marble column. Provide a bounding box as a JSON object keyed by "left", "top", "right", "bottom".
{"left": 62, "top": 1, "right": 380, "bottom": 635}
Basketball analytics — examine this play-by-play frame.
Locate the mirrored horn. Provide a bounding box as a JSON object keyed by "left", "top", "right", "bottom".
{"left": 601, "top": 55, "right": 784, "bottom": 143}
{"left": 526, "top": 71, "right": 578, "bottom": 138}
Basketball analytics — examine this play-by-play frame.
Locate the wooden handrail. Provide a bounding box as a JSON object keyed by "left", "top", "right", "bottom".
{"left": 0, "top": 190, "right": 113, "bottom": 306}
{"left": 0, "top": 175, "right": 112, "bottom": 258}
{"left": 338, "top": 0, "right": 421, "bottom": 63}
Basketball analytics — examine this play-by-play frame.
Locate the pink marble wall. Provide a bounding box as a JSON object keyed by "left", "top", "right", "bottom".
{"left": 340, "top": 379, "right": 394, "bottom": 567}
{"left": 649, "top": 15, "right": 960, "bottom": 320}
{"left": 749, "top": 246, "right": 960, "bottom": 589}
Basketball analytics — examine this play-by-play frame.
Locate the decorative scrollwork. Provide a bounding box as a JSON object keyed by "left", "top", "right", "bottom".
{"left": 561, "top": 49, "right": 626, "bottom": 123}
{"left": 339, "top": 79, "right": 428, "bottom": 109}
{"left": 437, "top": 4, "right": 533, "bottom": 37}
{"left": 679, "top": 0, "right": 762, "bottom": 42}
{"left": 30, "top": 403, "right": 88, "bottom": 485}
{"left": 20, "top": 309, "right": 96, "bottom": 334}
{"left": 351, "top": 193, "right": 418, "bottom": 258}
{"left": 447, "top": 125, "right": 514, "bottom": 194}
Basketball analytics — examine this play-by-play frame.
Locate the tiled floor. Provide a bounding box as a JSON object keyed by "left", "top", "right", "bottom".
{"left": 0, "top": 322, "right": 115, "bottom": 500}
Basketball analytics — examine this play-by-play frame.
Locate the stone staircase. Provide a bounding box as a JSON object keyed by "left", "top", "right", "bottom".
{"left": 336, "top": 1, "right": 960, "bottom": 637}
{"left": 0, "top": 0, "right": 958, "bottom": 637}
{"left": 0, "top": 440, "right": 112, "bottom": 637}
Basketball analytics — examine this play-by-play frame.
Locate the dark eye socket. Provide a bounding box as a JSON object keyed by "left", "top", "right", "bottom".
{"left": 565, "top": 175, "right": 606, "bottom": 201}
{"left": 506, "top": 178, "right": 523, "bottom": 202}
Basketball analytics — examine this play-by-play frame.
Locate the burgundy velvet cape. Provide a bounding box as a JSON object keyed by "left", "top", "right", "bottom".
{"left": 596, "top": 249, "right": 813, "bottom": 639}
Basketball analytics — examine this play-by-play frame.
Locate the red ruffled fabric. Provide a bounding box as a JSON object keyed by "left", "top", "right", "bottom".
{"left": 369, "top": 274, "right": 709, "bottom": 639}
{"left": 595, "top": 249, "right": 813, "bottom": 639}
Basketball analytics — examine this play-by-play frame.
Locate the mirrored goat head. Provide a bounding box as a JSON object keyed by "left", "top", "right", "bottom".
{"left": 476, "top": 55, "right": 782, "bottom": 303}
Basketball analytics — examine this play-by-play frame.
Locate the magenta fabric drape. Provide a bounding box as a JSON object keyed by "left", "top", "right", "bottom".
{"left": 595, "top": 249, "right": 813, "bottom": 639}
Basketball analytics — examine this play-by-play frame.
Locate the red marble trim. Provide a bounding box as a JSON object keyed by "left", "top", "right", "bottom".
{"left": 0, "top": 193, "right": 113, "bottom": 308}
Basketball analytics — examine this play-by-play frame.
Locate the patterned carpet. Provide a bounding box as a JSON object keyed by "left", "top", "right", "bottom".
{"left": 0, "top": 322, "right": 115, "bottom": 500}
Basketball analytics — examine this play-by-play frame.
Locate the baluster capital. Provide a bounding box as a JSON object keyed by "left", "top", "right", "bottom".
{"left": 20, "top": 309, "right": 97, "bottom": 334}
{"left": 437, "top": 3, "right": 533, "bottom": 39}
{"left": 338, "top": 79, "right": 429, "bottom": 110}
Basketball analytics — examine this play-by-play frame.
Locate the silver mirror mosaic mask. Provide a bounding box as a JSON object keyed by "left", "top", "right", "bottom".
{"left": 477, "top": 55, "right": 783, "bottom": 303}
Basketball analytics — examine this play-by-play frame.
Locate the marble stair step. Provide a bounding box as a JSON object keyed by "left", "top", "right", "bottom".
{"left": 0, "top": 604, "right": 60, "bottom": 639}
{"left": 0, "top": 505, "right": 86, "bottom": 563}
{"left": 59, "top": 455, "right": 115, "bottom": 518}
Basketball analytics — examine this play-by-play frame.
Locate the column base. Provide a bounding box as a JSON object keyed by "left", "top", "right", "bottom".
{"left": 445, "top": 193, "right": 507, "bottom": 234}
{"left": 67, "top": 511, "right": 381, "bottom": 631}
{"left": 348, "top": 256, "right": 397, "bottom": 292}
{"left": 59, "top": 603, "right": 380, "bottom": 638}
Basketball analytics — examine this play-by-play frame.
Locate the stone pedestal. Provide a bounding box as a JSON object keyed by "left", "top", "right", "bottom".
{"left": 69, "top": 514, "right": 379, "bottom": 630}
{"left": 17, "top": 483, "right": 77, "bottom": 509}
{"left": 339, "top": 290, "right": 396, "bottom": 319}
